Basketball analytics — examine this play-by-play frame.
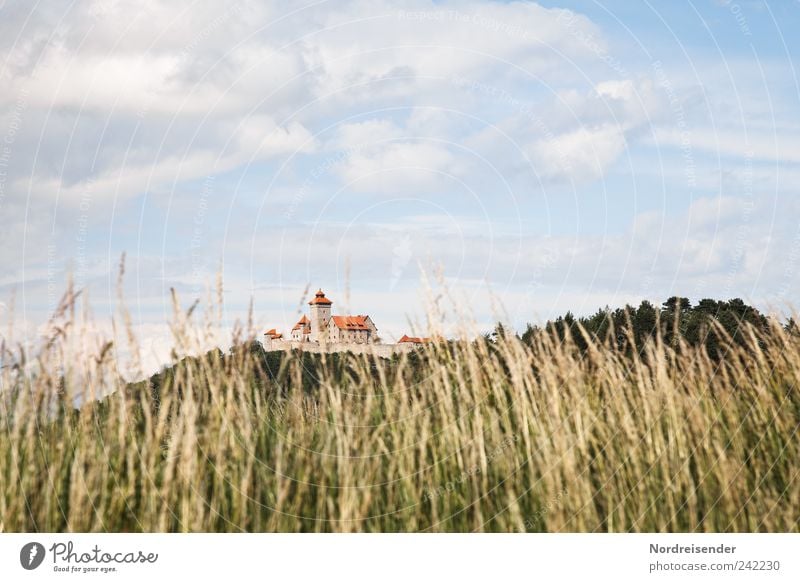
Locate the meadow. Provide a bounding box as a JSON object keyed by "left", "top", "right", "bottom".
{"left": 1, "top": 287, "right": 798, "bottom": 532}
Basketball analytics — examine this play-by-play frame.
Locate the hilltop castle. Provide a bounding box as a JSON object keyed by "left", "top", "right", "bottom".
{"left": 289, "top": 289, "right": 378, "bottom": 344}
{"left": 264, "top": 288, "right": 427, "bottom": 354}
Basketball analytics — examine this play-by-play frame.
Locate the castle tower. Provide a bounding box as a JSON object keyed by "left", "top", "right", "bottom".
{"left": 308, "top": 289, "right": 332, "bottom": 343}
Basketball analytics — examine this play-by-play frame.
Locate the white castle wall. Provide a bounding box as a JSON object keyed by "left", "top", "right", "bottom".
{"left": 262, "top": 339, "right": 419, "bottom": 357}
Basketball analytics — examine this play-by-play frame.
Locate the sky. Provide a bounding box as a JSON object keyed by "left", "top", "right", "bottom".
{"left": 1, "top": 0, "right": 799, "bottom": 371}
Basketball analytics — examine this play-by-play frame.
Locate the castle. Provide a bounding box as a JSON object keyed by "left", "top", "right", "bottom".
{"left": 264, "top": 289, "right": 428, "bottom": 354}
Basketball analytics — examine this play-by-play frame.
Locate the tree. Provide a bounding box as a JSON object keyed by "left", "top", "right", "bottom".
{"left": 662, "top": 296, "right": 691, "bottom": 313}
{"left": 521, "top": 296, "right": 774, "bottom": 361}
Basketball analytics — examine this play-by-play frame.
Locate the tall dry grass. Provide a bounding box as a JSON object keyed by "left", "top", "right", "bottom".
{"left": 1, "top": 285, "right": 799, "bottom": 532}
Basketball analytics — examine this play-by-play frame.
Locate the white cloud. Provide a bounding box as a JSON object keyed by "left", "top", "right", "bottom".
{"left": 15, "top": 115, "right": 315, "bottom": 209}
{"left": 328, "top": 118, "right": 462, "bottom": 193}
{"left": 296, "top": 1, "right": 603, "bottom": 96}
{"left": 595, "top": 80, "right": 636, "bottom": 101}
{"left": 327, "top": 119, "right": 405, "bottom": 151}
{"left": 336, "top": 141, "right": 460, "bottom": 193}
{"left": 233, "top": 116, "right": 317, "bottom": 160}
{"left": 528, "top": 124, "right": 626, "bottom": 183}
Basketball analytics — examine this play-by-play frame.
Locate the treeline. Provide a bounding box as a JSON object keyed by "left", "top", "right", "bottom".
{"left": 518, "top": 297, "right": 797, "bottom": 359}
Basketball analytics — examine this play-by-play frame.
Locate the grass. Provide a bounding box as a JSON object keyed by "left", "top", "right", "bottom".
{"left": 1, "top": 285, "right": 799, "bottom": 532}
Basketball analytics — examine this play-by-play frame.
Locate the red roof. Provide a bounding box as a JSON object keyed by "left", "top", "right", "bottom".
{"left": 309, "top": 289, "right": 332, "bottom": 305}
{"left": 330, "top": 315, "right": 371, "bottom": 331}
{"left": 264, "top": 329, "right": 283, "bottom": 339}
{"left": 292, "top": 314, "right": 310, "bottom": 330}
{"left": 398, "top": 334, "right": 429, "bottom": 344}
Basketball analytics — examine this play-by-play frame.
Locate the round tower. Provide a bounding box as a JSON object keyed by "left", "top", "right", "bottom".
{"left": 308, "top": 289, "right": 332, "bottom": 343}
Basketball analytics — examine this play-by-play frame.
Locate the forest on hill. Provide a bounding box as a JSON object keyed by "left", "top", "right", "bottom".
{"left": 518, "top": 296, "right": 796, "bottom": 359}
{"left": 133, "top": 296, "right": 796, "bottom": 405}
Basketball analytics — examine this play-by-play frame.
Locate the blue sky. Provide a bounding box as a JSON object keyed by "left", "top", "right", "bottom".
{"left": 1, "top": 0, "right": 799, "bottom": 370}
